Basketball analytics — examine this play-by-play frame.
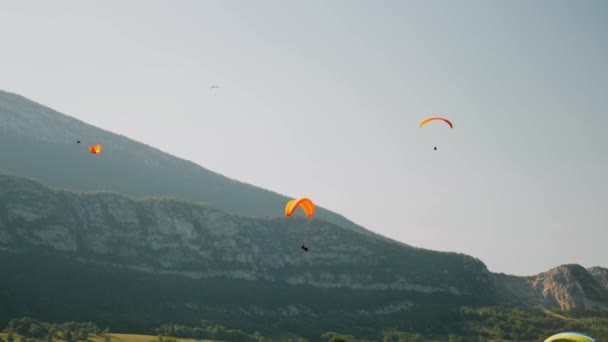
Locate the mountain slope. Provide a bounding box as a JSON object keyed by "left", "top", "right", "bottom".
{"left": 1, "top": 173, "right": 607, "bottom": 339}
{"left": 2, "top": 89, "right": 607, "bottom": 340}
{"left": 0, "top": 173, "right": 495, "bottom": 339}
{"left": 0, "top": 89, "right": 372, "bottom": 237}
{"left": 492, "top": 265, "right": 608, "bottom": 312}
{"left": 589, "top": 267, "right": 608, "bottom": 290}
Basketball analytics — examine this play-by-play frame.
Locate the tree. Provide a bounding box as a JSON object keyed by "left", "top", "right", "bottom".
{"left": 28, "top": 325, "right": 45, "bottom": 339}
{"left": 77, "top": 329, "right": 88, "bottom": 341}
{"left": 64, "top": 330, "right": 74, "bottom": 342}
{"left": 150, "top": 336, "right": 178, "bottom": 342}
{"left": 253, "top": 331, "right": 266, "bottom": 342}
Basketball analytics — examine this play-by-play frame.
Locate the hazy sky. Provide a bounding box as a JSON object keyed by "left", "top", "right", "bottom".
{"left": 1, "top": 0, "right": 606, "bottom": 276}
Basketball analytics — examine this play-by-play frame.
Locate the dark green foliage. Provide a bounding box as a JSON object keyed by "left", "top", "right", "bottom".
{"left": 2, "top": 317, "right": 106, "bottom": 342}
{"left": 320, "top": 332, "right": 365, "bottom": 342}
{"left": 456, "top": 307, "right": 608, "bottom": 342}
{"left": 320, "top": 307, "right": 608, "bottom": 341}
{"left": 154, "top": 322, "right": 264, "bottom": 342}
{"left": 150, "top": 337, "right": 178, "bottom": 342}
{"left": 381, "top": 330, "right": 422, "bottom": 342}
{"left": 0, "top": 250, "right": 486, "bottom": 341}
{"left": 3, "top": 308, "right": 608, "bottom": 342}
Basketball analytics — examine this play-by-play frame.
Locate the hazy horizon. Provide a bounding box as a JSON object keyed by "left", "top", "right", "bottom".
{"left": 1, "top": 0, "right": 606, "bottom": 276}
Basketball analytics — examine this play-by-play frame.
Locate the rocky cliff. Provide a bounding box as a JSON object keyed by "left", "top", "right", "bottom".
{"left": 0, "top": 173, "right": 492, "bottom": 293}
{"left": 1, "top": 173, "right": 606, "bottom": 339}
{"left": 589, "top": 266, "right": 608, "bottom": 290}
{"left": 0, "top": 173, "right": 495, "bottom": 338}
{"left": 493, "top": 265, "right": 608, "bottom": 312}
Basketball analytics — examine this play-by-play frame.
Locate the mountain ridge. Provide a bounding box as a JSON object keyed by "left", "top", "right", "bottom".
{"left": 0, "top": 89, "right": 385, "bottom": 241}
{"left": 0, "top": 172, "right": 495, "bottom": 338}
{"left": 2, "top": 89, "right": 607, "bottom": 339}
{"left": 492, "top": 264, "right": 608, "bottom": 313}
{"left": 0, "top": 172, "right": 489, "bottom": 291}
{"left": 0, "top": 172, "right": 605, "bottom": 299}
{"left": 589, "top": 266, "right": 608, "bottom": 290}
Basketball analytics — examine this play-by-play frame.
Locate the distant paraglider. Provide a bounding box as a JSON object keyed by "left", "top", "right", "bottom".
{"left": 209, "top": 85, "right": 220, "bottom": 95}
{"left": 285, "top": 198, "right": 315, "bottom": 252}
{"left": 544, "top": 332, "right": 596, "bottom": 342}
{"left": 89, "top": 143, "right": 102, "bottom": 155}
{"left": 419, "top": 117, "right": 453, "bottom": 150}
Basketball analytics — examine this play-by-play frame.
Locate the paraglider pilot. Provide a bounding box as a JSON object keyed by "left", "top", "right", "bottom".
{"left": 301, "top": 243, "right": 309, "bottom": 252}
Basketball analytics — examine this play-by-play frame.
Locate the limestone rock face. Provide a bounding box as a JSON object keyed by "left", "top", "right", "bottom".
{"left": 493, "top": 265, "right": 608, "bottom": 312}
{"left": 0, "top": 173, "right": 494, "bottom": 295}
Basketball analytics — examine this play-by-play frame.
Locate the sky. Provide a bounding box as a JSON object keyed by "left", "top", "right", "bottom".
{"left": 0, "top": 0, "right": 606, "bottom": 276}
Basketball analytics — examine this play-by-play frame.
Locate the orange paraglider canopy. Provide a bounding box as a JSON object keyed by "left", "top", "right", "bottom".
{"left": 285, "top": 198, "right": 315, "bottom": 217}
{"left": 89, "top": 143, "right": 103, "bottom": 154}
{"left": 419, "top": 117, "right": 453, "bottom": 128}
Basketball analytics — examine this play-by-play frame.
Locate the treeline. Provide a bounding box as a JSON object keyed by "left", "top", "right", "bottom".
{"left": 318, "top": 330, "right": 431, "bottom": 342}
{"left": 317, "top": 307, "right": 608, "bottom": 342}
{"left": 0, "top": 317, "right": 110, "bottom": 342}
{"left": 3, "top": 307, "right": 608, "bottom": 342}
{"left": 458, "top": 306, "right": 608, "bottom": 342}
{"left": 154, "top": 321, "right": 266, "bottom": 342}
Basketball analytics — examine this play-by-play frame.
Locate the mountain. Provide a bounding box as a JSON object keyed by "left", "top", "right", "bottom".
{"left": 589, "top": 267, "right": 608, "bottom": 290}
{"left": 0, "top": 173, "right": 495, "bottom": 340}
{"left": 492, "top": 265, "right": 608, "bottom": 312}
{"left": 2, "top": 89, "right": 607, "bottom": 340}
{"left": 0, "top": 89, "right": 372, "bottom": 237}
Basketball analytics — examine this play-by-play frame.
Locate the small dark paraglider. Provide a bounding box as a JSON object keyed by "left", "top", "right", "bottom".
{"left": 434, "top": 146, "right": 437, "bottom": 151}
{"left": 301, "top": 243, "right": 309, "bottom": 252}
{"left": 77, "top": 140, "right": 80, "bottom": 144}
{"left": 209, "top": 85, "right": 220, "bottom": 95}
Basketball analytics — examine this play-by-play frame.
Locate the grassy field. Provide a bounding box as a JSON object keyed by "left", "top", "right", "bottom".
{"left": 0, "top": 333, "right": 218, "bottom": 342}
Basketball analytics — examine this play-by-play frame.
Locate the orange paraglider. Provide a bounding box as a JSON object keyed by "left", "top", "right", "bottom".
{"left": 418, "top": 117, "right": 453, "bottom": 128}
{"left": 89, "top": 143, "right": 103, "bottom": 154}
{"left": 285, "top": 198, "right": 315, "bottom": 252}
{"left": 285, "top": 198, "right": 315, "bottom": 217}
